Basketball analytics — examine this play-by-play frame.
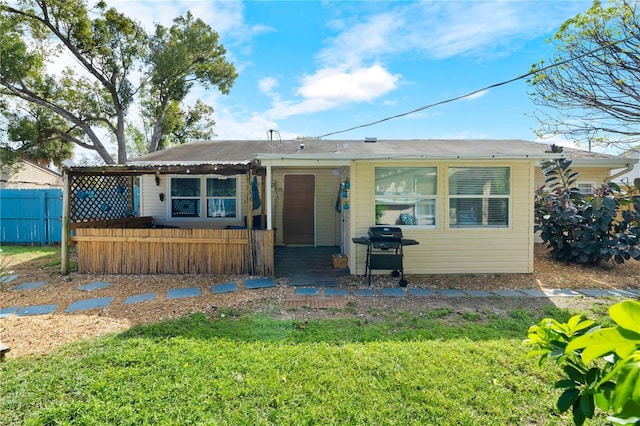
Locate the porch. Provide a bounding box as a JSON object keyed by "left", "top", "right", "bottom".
{"left": 61, "top": 161, "right": 270, "bottom": 275}
{"left": 274, "top": 246, "right": 350, "bottom": 286}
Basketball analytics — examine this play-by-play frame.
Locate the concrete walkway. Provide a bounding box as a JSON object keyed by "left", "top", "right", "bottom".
{"left": 1, "top": 274, "right": 639, "bottom": 318}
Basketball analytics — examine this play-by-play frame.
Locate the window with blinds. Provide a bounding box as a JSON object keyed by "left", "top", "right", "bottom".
{"left": 448, "top": 167, "right": 510, "bottom": 228}
{"left": 374, "top": 167, "right": 437, "bottom": 226}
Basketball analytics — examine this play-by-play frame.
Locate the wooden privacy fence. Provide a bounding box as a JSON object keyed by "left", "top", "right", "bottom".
{"left": 72, "top": 228, "right": 274, "bottom": 275}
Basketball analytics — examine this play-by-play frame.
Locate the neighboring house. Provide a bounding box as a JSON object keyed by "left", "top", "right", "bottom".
{"left": 533, "top": 146, "right": 635, "bottom": 194}
{"left": 610, "top": 151, "right": 640, "bottom": 188}
{"left": 0, "top": 159, "right": 63, "bottom": 189}
{"left": 112, "top": 138, "right": 632, "bottom": 276}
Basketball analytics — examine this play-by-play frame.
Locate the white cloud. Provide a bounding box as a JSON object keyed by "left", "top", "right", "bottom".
{"left": 265, "top": 65, "right": 400, "bottom": 119}
{"left": 298, "top": 65, "right": 399, "bottom": 103}
{"left": 464, "top": 90, "right": 489, "bottom": 101}
{"left": 258, "top": 77, "right": 279, "bottom": 97}
{"left": 316, "top": 1, "right": 586, "bottom": 66}
{"left": 213, "top": 108, "right": 297, "bottom": 140}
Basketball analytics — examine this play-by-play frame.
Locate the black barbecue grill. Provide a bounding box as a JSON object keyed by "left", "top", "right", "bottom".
{"left": 352, "top": 226, "right": 420, "bottom": 287}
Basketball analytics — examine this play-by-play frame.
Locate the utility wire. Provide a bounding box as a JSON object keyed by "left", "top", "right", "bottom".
{"left": 317, "top": 33, "right": 639, "bottom": 139}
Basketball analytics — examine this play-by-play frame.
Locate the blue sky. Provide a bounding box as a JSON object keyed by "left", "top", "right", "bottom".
{"left": 106, "top": 0, "right": 592, "bottom": 145}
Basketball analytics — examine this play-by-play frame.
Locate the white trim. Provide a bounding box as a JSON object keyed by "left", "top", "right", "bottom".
{"left": 447, "top": 166, "right": 511, "bottom": 229}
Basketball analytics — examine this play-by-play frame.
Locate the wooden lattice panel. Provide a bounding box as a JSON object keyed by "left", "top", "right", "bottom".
{"left": 70, "top": 175, "right": 134, "bottom": 222}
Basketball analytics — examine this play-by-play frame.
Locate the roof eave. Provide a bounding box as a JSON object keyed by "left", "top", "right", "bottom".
{"left": 255, "top": 153, "right": 563, "bottom": 161}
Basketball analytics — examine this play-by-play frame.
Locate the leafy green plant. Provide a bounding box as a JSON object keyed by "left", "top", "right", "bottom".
{"left": 535, "top": 154, "right": 640, "bottom": 265}
{"left": 524, "top": 300, "right": 640, "bottom": 425}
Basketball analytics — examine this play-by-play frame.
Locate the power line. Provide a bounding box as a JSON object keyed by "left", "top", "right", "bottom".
{"left": 316, "top": 33, "right": 639, "bottom": 139}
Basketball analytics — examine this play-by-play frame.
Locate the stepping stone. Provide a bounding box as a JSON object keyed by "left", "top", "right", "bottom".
{"left": 380, "top": 288, "right": 406, "bottom": 297}
{"left": 166, "top": 287, "right": 201, "bottom": 299}
{"left": 124, "top": 293, "right": 156, "bottom": 305}
{"left": 296, "top": 287, "right": 320, "bottom": 296}
{"left": 576, "top": 289, "right": 614, "bottom": 298}
{"left": 407, "top": 288, "right": 435, "bottom": 297}
{"left": 324, "top": 288, "right": 349, "bottom": 296}
{"left": 0, "top": 275, "right": 18, "bottom": 284}
{"left": 542, "top": 289, "right": 581, "bottom": 297}
{"left": 77, "top": 281, "right": 113, "bottom": 291}
{"left": 464, "top": 290, "right": 493, "bottom": 298}
{"left": 0, "top": 306, "right": 21, "bottom": 318}
{"left": 492, "top": 289, "right": 527, "bottom": 298}
{"left": 211, "top": 282, "right": 238, "bottom": 294}
{"left": 11, "top": 281, "right": 47, "bottom": 291}
{"left": 519, "top": 289, "right": 548, "bottom": 298}
{"left": 608, "top": 289, "right": 639, "bottom": 298}
{"left": 66, "top": 297, "right": 114, "bottom": 313}
{"left": 244, "top": 278, "right": 276, "bottom": 289}
{"left": 15, "top": 304, "right": 58, "bottom": 316}
{"left": 353, "top": 289, "right": 377, "bottom": 297}
{"left": 437, "top": 289, "right": 465, "bottom": 297}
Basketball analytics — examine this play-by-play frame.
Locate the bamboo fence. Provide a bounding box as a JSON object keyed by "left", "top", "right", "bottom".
{"left": 72, "top": 228, "right": 274, "bottom": 275}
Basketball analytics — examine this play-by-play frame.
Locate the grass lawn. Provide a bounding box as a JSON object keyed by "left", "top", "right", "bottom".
{"left": 0, "top": 245, "right": 61, "bottom": 270}
{"left": 0, "top": 306, "right": 612, "bottom": 425}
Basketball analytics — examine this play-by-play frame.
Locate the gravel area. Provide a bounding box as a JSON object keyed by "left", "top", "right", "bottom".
{"left": 1, "top": 243, "right": 639, "bottom": 359}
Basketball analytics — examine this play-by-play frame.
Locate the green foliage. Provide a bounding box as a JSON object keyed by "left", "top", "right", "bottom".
{"left": 0, "top": 1, "right": 236, "bottom": 165}
{"left": 525, "top": 300, "right": 640, "bottom": 425}
{"left": 528, "top": 0, "right": 640, "bottom": 148}
{"left": 535, "top": 156, "right": 640, "bottom": 265}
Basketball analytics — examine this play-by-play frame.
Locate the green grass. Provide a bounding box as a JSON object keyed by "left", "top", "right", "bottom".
{"left": 0, "top": 306, "right": 612, "bottom": 425}
{"left": 0, "top": 245, "right": 60, "bottom": 258}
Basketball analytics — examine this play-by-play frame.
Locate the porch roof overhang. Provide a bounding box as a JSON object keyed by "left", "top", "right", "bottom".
{"left": 63, "top": 160, "right": 265, "bottom": 177}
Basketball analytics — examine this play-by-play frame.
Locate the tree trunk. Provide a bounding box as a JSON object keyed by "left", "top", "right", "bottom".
{"left": 148, "top": 112, "right": 165, "bottom": 154}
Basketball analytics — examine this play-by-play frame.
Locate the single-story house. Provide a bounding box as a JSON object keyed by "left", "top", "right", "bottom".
{"left": 61, "top": 139, "right": 636, "bottom": 276}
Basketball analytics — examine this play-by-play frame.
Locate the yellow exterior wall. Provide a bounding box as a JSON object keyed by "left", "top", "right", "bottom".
{"left": 348, "top": 160, "right": 536, "bottom": 274}
{"left": 534, "top": 165, "right": 612, "bottom": 188}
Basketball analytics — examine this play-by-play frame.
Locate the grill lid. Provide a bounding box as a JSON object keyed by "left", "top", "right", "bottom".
{"left": 368, "top": 226, "right": 403, "bottom": 240}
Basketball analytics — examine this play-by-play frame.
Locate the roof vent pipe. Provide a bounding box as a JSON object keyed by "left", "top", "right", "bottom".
{"left": 365, "top": 137, "right": 377, "bottom": 143}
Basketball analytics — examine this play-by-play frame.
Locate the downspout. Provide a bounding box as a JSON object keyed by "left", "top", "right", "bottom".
{"left": 605, "top": 162, "right": 635, "bottom": 183}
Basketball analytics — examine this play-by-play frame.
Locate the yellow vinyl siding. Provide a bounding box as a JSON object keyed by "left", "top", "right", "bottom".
{"left": 534, "top": 165, "right": 612, "bottom": 188}
{"left": 350, "top": 160, "right": 535, "bottom": 274}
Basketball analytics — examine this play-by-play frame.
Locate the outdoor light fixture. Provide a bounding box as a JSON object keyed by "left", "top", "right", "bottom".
{"left": 159, "top": 193, "right": 164, "bottom": 202}
{"left": 155, "top": 175, "right": 160, "bottom": 185}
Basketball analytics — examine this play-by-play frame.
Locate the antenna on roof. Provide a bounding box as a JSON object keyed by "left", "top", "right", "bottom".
{"left": 267, "top": 129, "right": 281, "bottom": 151}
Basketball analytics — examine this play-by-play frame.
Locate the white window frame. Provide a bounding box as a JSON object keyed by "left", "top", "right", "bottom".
{"left": 374, "top": 167, "right": 437, "bottom": 228}
{"left": 448, "top": 167, "right": 510, "bottom": 229}
{"left": 167, "top": 175, "right": 241, "bottom": 221}
{"left": 577, "top": 181, "right": 596, "bottom": 196}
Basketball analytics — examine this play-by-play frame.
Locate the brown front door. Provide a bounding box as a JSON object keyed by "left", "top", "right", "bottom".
{"left": 283, "top": 174, "right": 315, "bottom": 245}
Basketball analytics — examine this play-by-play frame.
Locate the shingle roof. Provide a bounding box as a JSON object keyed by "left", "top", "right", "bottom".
{"left": 128, "top": 139, "right": 629, "bottom": 165}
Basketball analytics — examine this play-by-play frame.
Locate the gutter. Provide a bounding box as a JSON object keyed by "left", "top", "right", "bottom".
{"left": 605, "top": 162, "right": 636, "bottom": 183}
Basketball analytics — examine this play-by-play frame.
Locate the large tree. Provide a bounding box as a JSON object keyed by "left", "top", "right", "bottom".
{"left": 528, "top": 0, "right": 640, "bottom": 150}
{"left": 0, "top": 0, "right": 237, "bottom": 165}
